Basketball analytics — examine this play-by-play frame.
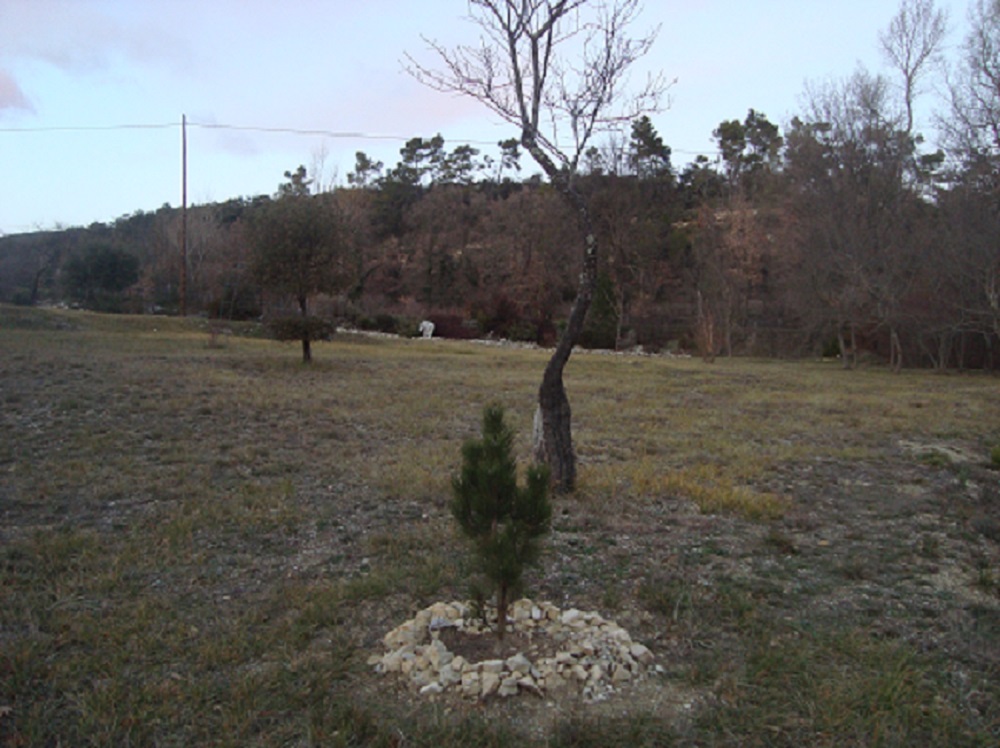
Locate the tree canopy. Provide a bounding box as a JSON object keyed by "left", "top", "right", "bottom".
{"left": 251, "top": 167, "right": 349, "bottom": 362}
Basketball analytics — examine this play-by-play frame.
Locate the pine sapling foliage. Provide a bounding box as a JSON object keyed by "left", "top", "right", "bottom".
{"left": 451, "top": 405, "right": 551, "bottom": 640}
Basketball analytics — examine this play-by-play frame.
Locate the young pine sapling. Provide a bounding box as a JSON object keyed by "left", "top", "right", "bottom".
{"left": 451, "top": 405, "right": 551, "bottom": 640}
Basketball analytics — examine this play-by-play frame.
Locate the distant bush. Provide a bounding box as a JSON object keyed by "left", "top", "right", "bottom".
{"left": 206, "top": 286, "right": 261, "bottom": 321}
{"left": 427, "top": 313, "right": 477, "bottom": 339}
{"left": 373, "top": 313, "right": 401, "bottom": 334}
{"left": 578, "top": 273, "right": 619, "bottom": 350}
{"left": 472, "top": 294, "right": 547, "bottom": 343}
{"left": 61, "top": 245, "right": 139, "bottom": 313}
{"left": 348, "top": 310, "right": 418, "bottom": 337}
{"left": 267, "top": 315, "right": 335, "bottom": 343}
{"left": 991, "top": 445, "right": 1000, "bottom": 468}
{"left": 474, "top": 294, "right": 521, "bottom": 337}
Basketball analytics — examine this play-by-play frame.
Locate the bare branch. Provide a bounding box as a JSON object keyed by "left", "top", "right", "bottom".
{"left": 879, "top": 0, "right": 948, "bottom": 134}
{"left": 405, "top": 0, "right": 667, "bottom": 182}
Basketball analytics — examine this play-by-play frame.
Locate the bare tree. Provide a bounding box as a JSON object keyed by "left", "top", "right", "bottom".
{"left": 788, "top": 70, "right": 920, "bottom": 369}
{"left": 943, "top": 0, "right": 1000, "bottom": 159}
{"left": 879, "top": 0, "right": 948, "bottom": 136}
{"left": 408, "top": 0, "right": 667, "bottom": 491}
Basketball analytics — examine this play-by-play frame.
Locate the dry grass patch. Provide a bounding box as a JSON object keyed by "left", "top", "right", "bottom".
{"left": 2, "top": 306, "right": 999, "bottom": 746}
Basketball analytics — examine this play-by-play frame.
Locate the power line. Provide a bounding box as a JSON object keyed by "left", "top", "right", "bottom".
{"left": 0, "top": 122, "right": 177, "bottom": 133}
{"left": 0, "top": 118, "right": 713, "bottom": 154}
{"left": 0, "top": 119, "right": 493, "bottom": 145}
{"left": 187, "top": 121, "right": 423, "bottom": 142}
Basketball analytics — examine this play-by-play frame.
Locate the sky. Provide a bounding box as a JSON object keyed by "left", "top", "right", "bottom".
{"left": 0, "top": 0, "right": 970, "bottom": 235}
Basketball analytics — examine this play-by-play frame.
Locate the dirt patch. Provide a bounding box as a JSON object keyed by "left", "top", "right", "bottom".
{"left": 436, "top": 626, "right": 563, "bottom": 664}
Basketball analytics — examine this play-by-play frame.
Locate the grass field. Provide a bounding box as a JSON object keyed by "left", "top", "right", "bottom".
{"left": 1, "top": 304, "right": 999, "bottom": 746}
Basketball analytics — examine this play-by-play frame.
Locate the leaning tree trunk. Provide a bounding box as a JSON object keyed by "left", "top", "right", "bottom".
{"left": 531, "top": 194, "right": 598, "bottom": 494}
{"left": 520, "top": 132, "right": 600, "bottom": 493}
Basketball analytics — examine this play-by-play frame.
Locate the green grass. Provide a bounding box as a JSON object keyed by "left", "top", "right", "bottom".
{"left": 2, "top": 305, "right": 999, "bottom": 745}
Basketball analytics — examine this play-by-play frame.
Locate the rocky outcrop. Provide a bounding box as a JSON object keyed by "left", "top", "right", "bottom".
{"left": 370, "top": 599, "right": 656, "bottom": 702}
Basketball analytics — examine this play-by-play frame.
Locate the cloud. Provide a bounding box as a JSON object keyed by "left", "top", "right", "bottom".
{"left": 0, "top": 0, "right": 191, "bottom": 75}
{"left": 0, "top": 69, "right": 33, "bottom": 113}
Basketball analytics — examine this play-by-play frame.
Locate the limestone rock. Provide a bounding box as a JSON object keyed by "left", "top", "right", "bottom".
{"left": 374, "top": 598, "right": 656, "bottom": 702}
{"left": 461, "top": 670, "right": 480, "bottom": 698}
{"left": 498, "top": 676, "right": 519, "bottom": 697}
{"left": 438, "top": 664, "right": 461, "bottom": 688}
{"left": 481, "top": 671, "right": 501, "bottom": 697}
{"left": 480, "top": 659, "right": 504, "bottom": 674}
{"left": 506, "top": 653, "right": 532, "bottom": 675}
{"left": 630, "top": 643, "right": 655, "bottom": 666}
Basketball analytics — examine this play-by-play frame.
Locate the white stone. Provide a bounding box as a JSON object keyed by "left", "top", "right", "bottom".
{"left": 376, "top": 599, "right": 653, "bottom": 702}
{"left": 498, "top": 676, "right": 520, "bottom": 697}
{"left": 438, "top": 664, "right": 461, "bottom": 688}
{"left": 561, "top": 608, "right": 584, "bottom": 625}
{"left": 425, "top": 639, "right": 451, "bottom": 669}
{"left": 480, "top": 659, "right": 505, "bottom": 674}
{"left": 506, "top": 653, "right": 532, "bottom": 675}
{"left": 607, "top": 625, "right": 631, "bottom": 642}
{"left": 412, "top": 669, "right": 433, "bottom": 688}
{"left": 384, "top": 622, "right": 420, "bottom": 649}
{"left": 555, "top": 651, "right": 576, "bottom": 666}
{"left": 461, "top": 671, "right": 480, "bottom": 698}
{"left": 510, "top": 599, "right": 533, "bottom": 620}
{"left": 612, "top": 664, "right": 632, "bottom": 683}
{"left": 630, "top": 643, "right": 654, "bottom": 665}
{"left": 381, "top": 651, "right": 402, "bottom": 673}
{"left": 517, "top": 675, "right": 540, "bottom": 692}
{"left": 427, "top": 602, "right": 453, "bottom": 618}
{"left": 481, "top": 671, "right": 501, "bottom": 697}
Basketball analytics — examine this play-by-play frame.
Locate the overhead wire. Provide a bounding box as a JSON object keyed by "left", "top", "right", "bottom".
{"left": 0, "top": 118, "right": 712, "bottom": 155}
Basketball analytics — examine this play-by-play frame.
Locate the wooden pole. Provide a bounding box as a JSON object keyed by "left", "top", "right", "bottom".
{"left": 180, "top": 113, "right": 188, "bottom": 316}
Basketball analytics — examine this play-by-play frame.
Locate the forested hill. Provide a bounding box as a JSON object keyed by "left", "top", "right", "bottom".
{"left": 2, "top": 107, "right": 999, "bottom": 370}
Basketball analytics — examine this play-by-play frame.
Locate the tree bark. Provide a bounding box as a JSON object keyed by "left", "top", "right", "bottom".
{"left": 532, "top": 224, "right": 597, "bottom": 493}
{"left": 497, "top": 580, "right": 509, "bottom": 641}
{"left": 523, "top": 136, "right": 599, "bottom": 493}
{"left": 298, "top": 295, "right": 312, "bottom": 364}
{"left": 890, "top": 327, "right": 903, "bottom": 373}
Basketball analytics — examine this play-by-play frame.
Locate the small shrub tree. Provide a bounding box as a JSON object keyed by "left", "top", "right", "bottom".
{"left": 451, "top": 405, "right": 551, "bottom": 640}
{"left": 250, "top": 166, "right": 348, "bottom": 363}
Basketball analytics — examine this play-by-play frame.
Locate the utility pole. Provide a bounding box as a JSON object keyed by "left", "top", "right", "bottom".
{"left": 180, "top": 113, "right": 188, "bottom": 316}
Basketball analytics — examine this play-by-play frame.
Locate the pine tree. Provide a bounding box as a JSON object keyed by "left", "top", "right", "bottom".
{"left": 451, "top": 405, "right": 551, "bottom": 640}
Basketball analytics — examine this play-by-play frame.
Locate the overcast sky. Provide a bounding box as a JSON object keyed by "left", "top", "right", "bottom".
{"left": 0, "top": 0, "right": 969, "bottom": 235}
